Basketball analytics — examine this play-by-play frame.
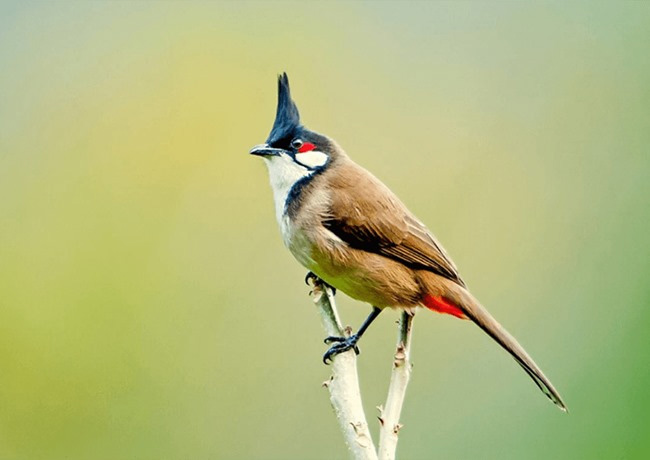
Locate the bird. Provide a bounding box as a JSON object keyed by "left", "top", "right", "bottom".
{"left": 250, "top": 73, "right": 567, "bottom": 411}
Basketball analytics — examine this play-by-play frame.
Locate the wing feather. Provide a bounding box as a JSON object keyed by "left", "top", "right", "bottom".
{"left": 323, "top": 163, "right": 465, "bottom": 287}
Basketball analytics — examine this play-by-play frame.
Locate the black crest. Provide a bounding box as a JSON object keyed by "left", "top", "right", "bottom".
{"left": 267, "top": 73, "right": 301, "bottom": 146}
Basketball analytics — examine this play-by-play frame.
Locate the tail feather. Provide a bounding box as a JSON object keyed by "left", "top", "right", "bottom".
{"left": 448, "top": 288, "right": 568, "bottom": 411}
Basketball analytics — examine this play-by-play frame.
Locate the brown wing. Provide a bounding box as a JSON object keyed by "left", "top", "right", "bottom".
{"left": 322, "top": 163, "right": 466, "bottom": 288}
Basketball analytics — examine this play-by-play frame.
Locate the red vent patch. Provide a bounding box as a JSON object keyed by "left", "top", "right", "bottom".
{"left": 423, "top": 294, "right": 467, "bottom": 319}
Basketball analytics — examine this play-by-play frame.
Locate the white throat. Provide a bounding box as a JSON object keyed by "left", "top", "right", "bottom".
{"left": 263, "top": 154, "right": 314, "bottom": 226}
{"left": 262, "top": 150, "right": 329, "bottom": 247}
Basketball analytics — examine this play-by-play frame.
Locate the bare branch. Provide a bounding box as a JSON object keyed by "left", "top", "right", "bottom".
{"left": 378, "top": 311, "right": 414, "bottom": 460}
{"left": 311, "top": 281, "right": 378, "bottom": 460}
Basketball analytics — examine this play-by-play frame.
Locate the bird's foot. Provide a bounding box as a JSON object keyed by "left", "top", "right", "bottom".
{"left": 323, "top": 334, "right": 360, "bottom": 364}
{"left": 305, "top": 271, "right": 336, "bottom": 295}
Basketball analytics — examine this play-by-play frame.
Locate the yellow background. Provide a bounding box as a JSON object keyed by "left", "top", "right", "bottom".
{"left": 1, "top": 2, "right": 649, "bottom": 459}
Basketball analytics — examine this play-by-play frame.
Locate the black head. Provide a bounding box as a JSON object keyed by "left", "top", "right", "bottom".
{"left": 267, "top": 72, "right": 301, "bottom": 146}
{"left": 250, "top": 73, "right": 336, "bottom": 168}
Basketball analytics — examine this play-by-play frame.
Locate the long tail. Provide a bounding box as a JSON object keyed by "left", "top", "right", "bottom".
{"left": 424, "top": 288, "right": 567, "bottom": 411}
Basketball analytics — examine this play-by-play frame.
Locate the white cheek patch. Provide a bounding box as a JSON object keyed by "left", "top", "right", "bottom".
{"left": 295, "top": 150, "right": 328, "bottom": 169}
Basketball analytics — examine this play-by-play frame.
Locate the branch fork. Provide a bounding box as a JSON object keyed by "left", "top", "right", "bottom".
{"left": 310, "top": 279, "right": 414, "bottom": 460}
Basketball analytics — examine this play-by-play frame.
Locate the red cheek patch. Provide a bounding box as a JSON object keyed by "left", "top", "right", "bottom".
{"left": 298, "top": 142, "right": 316, "bottom": 153}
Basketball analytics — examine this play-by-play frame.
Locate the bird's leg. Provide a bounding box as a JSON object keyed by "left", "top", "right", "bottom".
{"left": 323, "top": 306, "right": 382, "bottom": 364}
{"left": 305, "top": 271, "right": 336, "bottom": 295}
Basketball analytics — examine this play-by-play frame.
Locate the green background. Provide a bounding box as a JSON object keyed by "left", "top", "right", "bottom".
{"left": 1, "top": 2, "right": 649, "bottom": 459}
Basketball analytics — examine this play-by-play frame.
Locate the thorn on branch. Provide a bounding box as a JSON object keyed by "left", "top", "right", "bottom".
{"left": 322, "top": 376, "right": 333, "bottom": 388}
{"left": 349, "top": 422, "right": 372, "bottom": 448}
{"left": 311, "top": 286, "right": 324, "bottom": 303}
{"left": 393, "top": 423, "right": 403, "bottom": 435}
{"left": 393, "top": 342, "right": 406, "bottom": 367}
{"left": 376, "top": 404, "right": 385, "bottom": 426}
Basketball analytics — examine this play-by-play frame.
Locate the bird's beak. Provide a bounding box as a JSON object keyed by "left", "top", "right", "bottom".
{"left": 249, "top": 144, "right": 285, "bottom": 157}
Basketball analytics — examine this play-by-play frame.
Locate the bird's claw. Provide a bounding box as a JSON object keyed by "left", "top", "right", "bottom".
{"left": 305, "top": 271, "right": 336, "bottom": 294}
{"left": 305, "top": 271, "right": 318, "bottom": 286}
{"left": 324, "top": 336, "right": 346, "bottom": 344}
{"left": 322, "top": 335, "right": 360, "bottom": 364}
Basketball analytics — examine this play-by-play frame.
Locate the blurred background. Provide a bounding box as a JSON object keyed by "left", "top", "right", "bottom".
{"left": 1, "top": 1, "right": 649, "bottom": 459}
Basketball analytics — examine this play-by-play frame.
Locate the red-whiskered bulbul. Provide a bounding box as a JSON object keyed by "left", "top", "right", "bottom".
{"left": 250, "top": 73, "right": 567, "bottom": 411}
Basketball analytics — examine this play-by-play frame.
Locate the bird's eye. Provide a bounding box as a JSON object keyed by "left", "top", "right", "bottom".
{"left": 291, "top": 139, "right": 303, "bottom": 149}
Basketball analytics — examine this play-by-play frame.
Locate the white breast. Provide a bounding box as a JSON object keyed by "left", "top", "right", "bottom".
{"left": 262, "top": 153, "right": 334, "bottom": 270}
{"left": 263, "top": 154, "right": 314, "bottom": 245}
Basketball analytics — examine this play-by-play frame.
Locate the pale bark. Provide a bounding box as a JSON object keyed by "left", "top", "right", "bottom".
{"left": 377, "top": 311, "right": 414, "bottom": 460}
{"left": 311, "top": 281, "right": 378, "bottom": 460}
